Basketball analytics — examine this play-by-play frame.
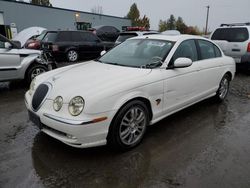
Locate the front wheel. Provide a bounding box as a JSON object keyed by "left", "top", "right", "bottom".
{"left": 26, "top": 64, "right": 47, "bottom": 84}
{"left": 215, "top": 74, "right": 230, "bottom": 102}
{"left": 108, "top": 100, "right": 149, "bottom": 150}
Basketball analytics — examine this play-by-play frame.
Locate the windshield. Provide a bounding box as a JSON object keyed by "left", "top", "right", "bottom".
{"left": 99, "top": 39, "right": 174, "bottom": 68}
{"left": 36, "top": 31, "right": 47, "bottom": 40}
{"left": 42, "top": 32, "right": 57, "bottom": 42}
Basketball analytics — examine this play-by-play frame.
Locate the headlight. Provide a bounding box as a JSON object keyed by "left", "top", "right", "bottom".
{"left": 53, "top": 96, "right": 63, "bottom": 111}
{"left": 29, "top": 78, "right": 36, "bottom": 95}
{"left": 68, "top": 96, "right": 84, "bottom": 116}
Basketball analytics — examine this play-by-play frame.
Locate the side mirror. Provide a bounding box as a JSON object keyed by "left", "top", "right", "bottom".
{"left": 174, "top": 57, "right": 193, "bottom": 68}
{"left": 11, "top": 40, "right": 21, "bottom": 48}
{"left": 4, "top": 42, "right": 12, "bottom": 49}
{"left": 100, "top": 50, "right": 106, "bottom": 56}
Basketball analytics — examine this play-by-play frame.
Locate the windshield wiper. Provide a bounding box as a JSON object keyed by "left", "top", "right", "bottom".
{"left": 105, "top": 62, "right": 129, "bottom": 67}
{"left": 144, "top": 61, "right": 163, "bottom": 69}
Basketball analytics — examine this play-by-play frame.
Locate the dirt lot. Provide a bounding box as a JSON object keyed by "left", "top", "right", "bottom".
{"left": 0, "top": 73, "right": 250, "bottom": 188}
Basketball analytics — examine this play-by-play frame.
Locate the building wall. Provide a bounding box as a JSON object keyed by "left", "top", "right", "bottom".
{"left": 0, "top": 0, "right": 131, "bottom": 32}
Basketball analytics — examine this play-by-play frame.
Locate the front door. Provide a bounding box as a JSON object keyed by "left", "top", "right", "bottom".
{"left": 162, "top": 39, "right": 200, "bottom": 114}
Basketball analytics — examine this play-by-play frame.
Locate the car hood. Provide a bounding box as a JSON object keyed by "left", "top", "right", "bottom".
{"left": 13, "top": 27, "right": 46, "bottom": 47}
{"left": 45, "top": 61, "right": 152, "bottom": 100}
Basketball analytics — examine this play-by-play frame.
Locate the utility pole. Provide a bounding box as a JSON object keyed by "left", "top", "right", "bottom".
{"left": 205, "top": 5, "right": 210, "bottom": 35}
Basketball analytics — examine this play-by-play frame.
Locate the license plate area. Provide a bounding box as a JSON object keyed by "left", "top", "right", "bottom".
{"left": 28, "top": 110, "right": 42, "bottom": 129}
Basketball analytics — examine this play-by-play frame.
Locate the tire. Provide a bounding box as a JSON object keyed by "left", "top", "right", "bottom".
{"left": 67, "top": 50, "right": 78, "bottom": 62}
{"left": 215, "top": 74, "right": 230, "bottom": 102}
{"left": 107, "top": 100, "right": 149, "bottom": 150}
{"left": 26, "top": 64, "right": 48, "bottom": 84}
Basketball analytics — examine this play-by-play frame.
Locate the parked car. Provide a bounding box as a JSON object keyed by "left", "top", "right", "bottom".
{"left": 115, "top": 29, "right": 159, "bottom": 45}
{"left": 0, "top": 34, "right": 50, "bottom": 84}
{"left": 40, "top": 30, "right": 114, "bottom": 62}
{"left": 88, "top": 25, "right": 120, "bottom": 42}
{"left": 25, "top": 34, "right": 235, "bottom": 150}
{"left": 210, "top": 22, "right": 250, "bottom": 73}
{"left": 25, "top": 30, "right": 47, "bottom": 49}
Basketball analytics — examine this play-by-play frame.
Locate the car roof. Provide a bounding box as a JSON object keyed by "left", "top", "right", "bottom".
{"left": 130, "top": 34, "right": 206, "bottom": 42}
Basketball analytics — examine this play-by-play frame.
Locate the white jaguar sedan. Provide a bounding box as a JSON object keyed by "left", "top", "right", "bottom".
{"left": 25, "top": 34, "right": 235, "bottom": 150}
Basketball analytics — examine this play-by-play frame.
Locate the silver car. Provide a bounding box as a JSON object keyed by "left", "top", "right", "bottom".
{"left": 0, "top": 34, "right": 49, "bottom": 84}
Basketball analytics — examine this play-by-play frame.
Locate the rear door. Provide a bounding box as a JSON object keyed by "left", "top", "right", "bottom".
{"left": 211, "top": 27, "right": 249, "bottom": 63}
{"left": 195, "top": 39, "right": 225, "bottom": 97}
{"left": 0, "top": 36, "right": 21, "bottom": 81}
{"left": 79, "top": 32, "right": 103, "bottom": 59}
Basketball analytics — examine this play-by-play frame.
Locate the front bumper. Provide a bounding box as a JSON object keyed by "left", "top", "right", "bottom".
{"left": 25, "top": 92, "right": 115, "bottom": 148}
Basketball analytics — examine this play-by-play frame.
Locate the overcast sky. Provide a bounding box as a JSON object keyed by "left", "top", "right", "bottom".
{"left": 49, "top": 0, "right": 250, "bottom": 31}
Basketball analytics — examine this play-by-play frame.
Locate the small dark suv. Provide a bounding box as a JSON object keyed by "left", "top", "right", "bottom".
{"left": 40, "top": 30, "right": 114, "bottom": 62}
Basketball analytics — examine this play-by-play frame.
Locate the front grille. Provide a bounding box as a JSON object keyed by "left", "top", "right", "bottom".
{"left": 32, "top": 84, "right": 49, "bottom": 111}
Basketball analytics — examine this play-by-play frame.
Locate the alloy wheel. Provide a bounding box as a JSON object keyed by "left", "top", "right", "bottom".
{"left": 119, "top": 106, "right": 147, "bottom": 146}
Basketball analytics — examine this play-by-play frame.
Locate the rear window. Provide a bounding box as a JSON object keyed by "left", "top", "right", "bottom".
{"left": 117, "top": 33, "right": 138, "bottom": 43}
{"left": 211, "top": 28, "right": 249, "bottom": 42}
{"left": 43, "top": 32, "right": 57, "bottom": 42}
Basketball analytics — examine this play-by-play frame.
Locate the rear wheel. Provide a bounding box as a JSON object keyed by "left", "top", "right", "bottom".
{"left": 108, "top": 100, "right": 149, "bottom": 150}
{"left": 26, "top": 64, "right": 47, "bottom": 84}
{"left": 215, "top": 74, "right": 230, "bottom": 102}
{"left": 67, "top": 50, "right": 78, "bottom": 62}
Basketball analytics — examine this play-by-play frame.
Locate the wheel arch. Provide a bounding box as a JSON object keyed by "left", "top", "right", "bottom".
{"left": 112, "top": 96, "right": 153, "bottom": 123}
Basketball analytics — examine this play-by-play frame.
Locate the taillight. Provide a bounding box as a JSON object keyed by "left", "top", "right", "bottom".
{"left": 247, "top": 43, "right": 250, "bottom": 52}
{"left": 93, "top": 30, "right": 96, "bottom": 35}
{"left": 52, "top": 45, "right": 59, "bottom": 52}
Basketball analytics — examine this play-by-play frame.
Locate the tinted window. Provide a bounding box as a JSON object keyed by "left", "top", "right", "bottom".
{"left": 172, "top": 40, "right": 198, "bottom": 62}
{"left": 211, "top": 28, "right": 249, "bottom": 42}
{"left": 56, "top": 32, "right": 72, "bottom": 42}
{"left": 81, "top": 32, "right": 99, "bottom": 42}
{"left": 198, "top": 40, "right": 216, "bottom": 59}
{"left": 43, "top": 32, "right": 57, "bottom": 42}
{"left": 72, "top": 32, "right": 82, "bottom": 41}
{"left": 117, "top": 33, "right": 138, "bottom": 42}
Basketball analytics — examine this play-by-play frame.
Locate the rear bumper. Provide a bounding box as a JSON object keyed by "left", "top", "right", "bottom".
{"left": 236, "top": 53, "right": 250, "bottom": 71}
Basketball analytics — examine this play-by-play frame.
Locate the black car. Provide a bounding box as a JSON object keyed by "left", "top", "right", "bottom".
{"left": 40, "top": 30, "right": 114, "bottom": 62}
{"left": 88, "top": 26, "right": 120, "bottom": 42}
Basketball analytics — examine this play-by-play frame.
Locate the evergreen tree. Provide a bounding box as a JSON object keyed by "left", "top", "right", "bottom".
{"left": 126, "top": 3, "right": 140, "bottom": 26}
{"left": 166, "top": 14, "right": 176, "bottom": 30}
{"left": 176, "top": 17, "right": 187, "bottom": 34}
{"left": 158, "top": 19, "right": 168, "bottom": 32}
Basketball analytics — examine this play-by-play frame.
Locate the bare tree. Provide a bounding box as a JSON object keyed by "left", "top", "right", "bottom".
{"left": 91, "top": 6, "right": 103, "bottom": 14}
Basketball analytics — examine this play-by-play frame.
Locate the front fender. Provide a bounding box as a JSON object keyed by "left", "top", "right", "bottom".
{"left": 19, "top": 54, "right": 41, "bottom": 79}
{"left": 85, "top": 80, "right": 164, "bottom": 121}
